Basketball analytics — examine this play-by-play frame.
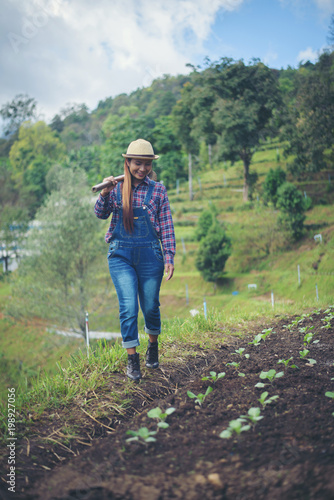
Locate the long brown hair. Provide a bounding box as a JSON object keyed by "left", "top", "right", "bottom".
{"left": 122, "top": 160, "right": 133, "bottom": 233}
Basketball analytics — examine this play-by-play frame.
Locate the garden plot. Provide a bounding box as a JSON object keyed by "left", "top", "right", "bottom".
{"left": 4, "top": 308, "right": 334, "bottom": 500}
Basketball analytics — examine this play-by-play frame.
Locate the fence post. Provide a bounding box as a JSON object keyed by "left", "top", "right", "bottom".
{"left": 85, "top": 311, "right": 90, "bottom": 357}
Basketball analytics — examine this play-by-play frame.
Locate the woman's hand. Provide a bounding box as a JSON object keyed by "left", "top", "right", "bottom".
{"left": 101, "top": 176, "right": 118, "bottom": 197}
{"left": 165, "top": 263, "right": 174, "bottom": 281}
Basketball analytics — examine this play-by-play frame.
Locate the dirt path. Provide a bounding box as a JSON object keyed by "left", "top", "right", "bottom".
{"left": 1, "top": 308, "right": 334, "bottom": 500}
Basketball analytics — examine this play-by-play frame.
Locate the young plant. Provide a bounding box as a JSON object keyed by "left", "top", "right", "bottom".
{"left": 325, "top": 392, "right": 334, "bottom": 416}
{"left": 258, "top": 391, "right": 279, "bottom": 408}
{"left": 299, "top": 325, "right": 314, "bottom": 335}
{"left": 187, "top": 386, "right": 213, "bottom": 406}
{"left": 232, "top": 348, "right": 250, "bottom": 359}
{"left": 321, "top": 311, "right": 334, "bottom": 329}
{"left": 277, "top": 357, "right": 298, "bottom": 370}
{"left": 219, "top": 418, "right": 250, "bottom": 439}
{"left": 248, "top": 334, "right": 263, "bottom": 346}
{"left": 299, "top": 349, "right": 317, "bottom": 364}
{"left": 226, "top": 361, "right": 245, "bottom": 377}
{"left": 240, "top": 407, "right": 264, "bottom": 426}
{"left": 261, "top": 328, "right": 274, "bottom": 339}
{"left": 147, "top": 407, "right": 175, "bottom": 429}
{"left": 201, "top": 371, "right": 226, "bottom": 383}
{"left": 126, "top": 427, "right": 157, "bottom": 444}
{"left": 255, "top": 369, "right": 284, "bottom": 388}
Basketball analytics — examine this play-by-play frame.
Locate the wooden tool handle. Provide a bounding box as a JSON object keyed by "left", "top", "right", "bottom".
{"left": 91, "top": 174, "right": 125, "bottom": 193}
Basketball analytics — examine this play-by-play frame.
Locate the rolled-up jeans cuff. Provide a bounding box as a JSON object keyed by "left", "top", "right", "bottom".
{"left": 122, "top": 339, "right": 140, "bottom": 349}
{"left": 144, "top": 326, "right": 161, "bottom": 335}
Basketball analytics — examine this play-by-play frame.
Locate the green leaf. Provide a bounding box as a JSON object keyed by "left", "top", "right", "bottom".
{"left": 147, "top": 408, "right": 162, "bottom": 419}
{"left": 325, "top": 392, "right": 334, "bottom": 399}
{"left": 219, "top": 429, "right": 232, "bottom": 439}
{"left": 165, "top": 407, "right": 176, "bottom": 416}
{"left": 157, "top": 422, "right": 169, "bottom": 429}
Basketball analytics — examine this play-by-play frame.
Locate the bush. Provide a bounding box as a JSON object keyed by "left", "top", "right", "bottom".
{"left": 195, "top": 209, "right": 214, "bottom": 241}
{"left": 262, "top": 166, "right": 286, "bottom": 206}
{"left": 276, "top": 182, "right": 306, "bottom": 240}
{"left": 195, "top": 223, "right": 232, "bottom": 282}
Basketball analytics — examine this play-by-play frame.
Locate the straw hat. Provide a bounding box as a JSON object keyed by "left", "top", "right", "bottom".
{"left": 122, "top": 139, "right": 159, "bottom": 160}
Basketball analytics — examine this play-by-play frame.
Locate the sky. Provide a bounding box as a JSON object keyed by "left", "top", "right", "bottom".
{"left": 0, "top": 0, "right": 333, "bottom": 123}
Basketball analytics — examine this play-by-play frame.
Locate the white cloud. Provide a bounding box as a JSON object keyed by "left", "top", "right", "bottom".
{"left": 0, "top": 0, "right": 245, "bottom": 121}
{"left": 313, "top": 0, "right": 334, "bottom": 15}
{"left": 297, "top": 46, "right": 320, "bottom": 63}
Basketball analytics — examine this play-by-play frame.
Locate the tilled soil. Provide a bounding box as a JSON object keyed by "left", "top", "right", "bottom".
{"left": 1, "top": 308, "right": 334, "bottom": 500}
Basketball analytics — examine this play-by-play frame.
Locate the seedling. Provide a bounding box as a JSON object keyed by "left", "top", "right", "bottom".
{"left": 299, "top": 325, "right": 314, "bottom": 334}
{"left": 201, "top": 371, "right": 226, "bottom": 383}
{"left": 240, "top": 407, "right": 264, "bottom": 426}
{"left": 248, "top": 334, "right": 263, "bottom": 346}
{"left": 259, "top": 369, "right": 284, "bottom": 385}
{"left": 299, "top": 349, "right": 317, "bottom": 364}
{"left": 147, "top": 407, "right": 175, "bottom": 429}
{"left": 226, "top": 362, "right": 245, "bottom": 377}
{"left": 232, "top": 348, "right": 250, "bottom": 359}
{"left": 258, "top": 391, "right": 279, "bottom": 408}
{"left": 261, "top": 328, "right": 274, "bottom": 339}
{"left": 277, "top": 357, "right": 298, "bottom": 370}
{"left": 321, "top": 311, "right": 334, "bottom": 329}
{"left": 126, "top": 427, "right": 157, "bottom": 444}
{"left": 219, "top": 418, "right": 250, "bottom": 439}
{"left": 325, "top": 392, "right": 334, "bottom": 399}
{"left": 187, "top": 386, "right": 213, "bottom": 406}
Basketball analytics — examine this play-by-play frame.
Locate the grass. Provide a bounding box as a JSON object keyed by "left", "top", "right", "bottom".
{"left": 0, "top": 138, "right": 333, "bottom": 438}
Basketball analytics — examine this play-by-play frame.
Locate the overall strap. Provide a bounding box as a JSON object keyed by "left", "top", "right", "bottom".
{"left": 116, "top": 182, "right": 122, "bottom": 206}
{"left": 143, "top": 180, "right": 155, "bottom": 205}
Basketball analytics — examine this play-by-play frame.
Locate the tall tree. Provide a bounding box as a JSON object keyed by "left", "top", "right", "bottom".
{"left": 8, "top": 168, "right": 105, "bottom": 334}
{"left": 172, "top": 81, "right": 199, "bottom": 200}
{"left": 0, "top": 94, "right": 37, "bottom": 137}
{"left": 8, "top": 121, "right": 65, "bottom": 213}
{"left": 209, "top": 59, "right": 281, "bottom": 200}
{"left": 283, "top": 52, "right": 334, "bottom": 177}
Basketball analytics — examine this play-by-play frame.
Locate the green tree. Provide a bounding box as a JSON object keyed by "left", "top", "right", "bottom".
{"left": 195, "top": 223, "right": 232, "bottom": 283}
{"left": 152, "top": 115, "right": 186, "bottom": 187}
{"left": 8, "top": 168, "right": 105, "bottom": 334}
{"left": 210, "top": 59, "right": 281, "bottom": 201}
{"left": 0, "top": 93, "right": 37, "bottom": 137}
{"left": 101, "top": 106, "right": 154, "bottom": 177}
{"left": 283, "top": 52, "right": 334, "bottom": 177}
{"left": 276, "top": 182, "right": 306, "bottom": 240}
{"left": 262, "top": 166, "right": 286, "bottom": 206}
{"left": 172, "top": 81, "right": 199, "bottom": 200}
{"left": 195, "top": 206, "right": 219, "bottom": 241}
{"left": 8, "top": 121, "right": 66, "bottom": 214}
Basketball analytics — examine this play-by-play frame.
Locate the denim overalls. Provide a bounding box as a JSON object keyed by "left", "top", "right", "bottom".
{"left": 108, "top": 180, "right": 164, "bottom": 349}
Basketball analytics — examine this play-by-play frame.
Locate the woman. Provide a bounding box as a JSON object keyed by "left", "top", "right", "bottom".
{"left": 94, "top": 139, "right": 176, "bottom": 381}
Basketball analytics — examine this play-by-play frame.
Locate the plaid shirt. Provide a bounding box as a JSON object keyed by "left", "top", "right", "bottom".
{"left": 94, "top": 177, "right": 176, "bottom": 266}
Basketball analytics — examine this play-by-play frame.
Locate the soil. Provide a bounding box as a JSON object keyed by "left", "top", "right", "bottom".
{"left": 1, "top": 308, "right": 334, "bottom": 500}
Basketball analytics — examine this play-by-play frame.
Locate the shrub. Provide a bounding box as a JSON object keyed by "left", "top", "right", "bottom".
{"left": 276, "top": 182, "right": 306, "bottom": 240}
{"left": 195, "top": 209, "right": 213, "bottom": 241}
{"left": 195, "top": 223, "right": 232, "bottom": 283}
{"left": 262, "top": 166, "right": 286, "bottom": 206}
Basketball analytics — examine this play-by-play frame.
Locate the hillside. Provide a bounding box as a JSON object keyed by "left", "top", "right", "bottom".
{"left": 0, "top": 138, "right": 334, "bottom": 499}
